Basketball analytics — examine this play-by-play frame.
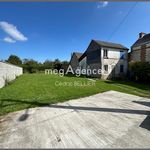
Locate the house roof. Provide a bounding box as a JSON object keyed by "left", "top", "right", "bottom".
{"left": 79, "top": 40, "right": 128, "bottom": 61}
{"left": 132, "top": 33, "right": 150, "bottom": 47}
{"left": 73, "top": 52, "right": 83, "bottom": 59}
{"left": 69, "top": 52, "right": 83, "bottom": 64}
{"left": 93, "top": 40, "right": 129, "bottom": 50}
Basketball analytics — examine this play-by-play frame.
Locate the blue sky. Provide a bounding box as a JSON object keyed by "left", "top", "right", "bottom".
{"left": 0, "top": 2, "right": 150, "bottom": 62}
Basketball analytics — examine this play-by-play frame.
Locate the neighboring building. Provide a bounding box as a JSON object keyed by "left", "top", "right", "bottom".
{"left": 130, "top": 32, "right": 150, "bottom": 62}
{"left": 0, "top": 61, "right": 23, "bottom": 88}
{"left": 71, "top": 40, "right": 128, "bottom": 79}
{"left": 69, "top": 52, "right": 83, "bottom": 71}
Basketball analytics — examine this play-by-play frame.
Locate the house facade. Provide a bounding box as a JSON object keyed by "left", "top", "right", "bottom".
{"left": 70, "top": 40, "right": 128, "bottom": 79}
{"left": 130, "top": 32, "right": 150, "bottom": 62}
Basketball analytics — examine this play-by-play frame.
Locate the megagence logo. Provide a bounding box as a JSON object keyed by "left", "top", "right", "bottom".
{"left": 45, "top": 65, "right": 109, "bottom": 77}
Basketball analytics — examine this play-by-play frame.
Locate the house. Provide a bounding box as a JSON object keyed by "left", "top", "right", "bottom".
{"left": 69, "top": 52, "right": 83, "bottom": 71}
{"left": 71, "top": 40, "right": 128, "bottom": 79}
{"left": 130, "top": 32, "right": 150, "bottom": 62}
{"left": 0, "top": 61, "right": 23, "bottom": 88}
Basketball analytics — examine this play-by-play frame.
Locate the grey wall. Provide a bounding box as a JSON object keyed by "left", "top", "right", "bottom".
{"left": 85, "top": 41, "right": 101, "bottom": 77}
{"left": 0, "top": 62, "right": 23, "bottom": 88}
{"left": 70, "top": 54, "right": 79, "bottom": 71}
{"left": 79, "top": 57, "right": 87, "bottom": 69}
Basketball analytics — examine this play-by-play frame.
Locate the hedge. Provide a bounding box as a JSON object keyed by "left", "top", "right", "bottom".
{"left": 129, "top": 61, "right": 150, "bottom": 82}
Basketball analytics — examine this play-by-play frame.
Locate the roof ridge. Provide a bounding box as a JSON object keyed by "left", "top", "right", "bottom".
{"left": 132, "top": 33, "right": 150, "bottom": 47}
{"left": 93, "top": 39, "right": 128, "bottom": 50}
{"left": 94, "top": 39, "right": 124, "bottom": 45}
{"left": 72, "top": 51, "right": 83, "bottom": 54}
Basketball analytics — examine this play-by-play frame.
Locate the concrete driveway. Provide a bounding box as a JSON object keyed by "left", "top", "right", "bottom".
{"left": 0, "top": 91, "right": 150, "bottom": 148}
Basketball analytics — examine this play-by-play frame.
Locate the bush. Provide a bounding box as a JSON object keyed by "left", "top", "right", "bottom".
{"left": 129, "top": 61, "right": 150, "bottom": 82}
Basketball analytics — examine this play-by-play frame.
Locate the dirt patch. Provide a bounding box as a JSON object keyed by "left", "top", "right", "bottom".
{"left": 0, "top": 115, "right": 11, "bottom": 134}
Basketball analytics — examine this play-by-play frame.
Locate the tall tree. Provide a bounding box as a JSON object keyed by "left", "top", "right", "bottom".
{"left": 7, "top": 55, "right": 22, "bottom": 66}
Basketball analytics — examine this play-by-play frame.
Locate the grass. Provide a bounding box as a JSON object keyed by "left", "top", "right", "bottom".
{"left": 0, "top": 74, "right": 150, "bottom": 116}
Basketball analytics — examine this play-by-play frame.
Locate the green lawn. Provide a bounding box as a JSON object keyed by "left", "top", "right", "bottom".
{"left": 0, "top": 74, "right": 150, "bottom": 116}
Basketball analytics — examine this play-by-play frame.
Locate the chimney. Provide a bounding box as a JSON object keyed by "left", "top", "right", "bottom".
{"left": 139, "top": 32, "right": 146, "bottom": 39}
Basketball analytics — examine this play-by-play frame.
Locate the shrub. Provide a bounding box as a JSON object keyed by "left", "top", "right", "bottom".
{"left": 129, "top": 61, "right": 150, "bottom": 82}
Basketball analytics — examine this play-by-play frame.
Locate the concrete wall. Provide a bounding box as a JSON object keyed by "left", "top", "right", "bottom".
{"left": 0, "top": 62, "right": 23, "bottom": 88}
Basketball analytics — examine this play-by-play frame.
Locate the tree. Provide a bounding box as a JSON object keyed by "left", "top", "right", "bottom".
{"left": 43, "top": 60, "right": 54, "bottom": 70}
{"left": 61, "top": 60, "right": 69, "bottom": 71}
{"left": 6, "top": 55, "right": 69, "bottom": 74}
{"left": 38, "top": 62, "right": 44, "bottom": 71}
{"left": 7, "top": 55, "right": 22, "bottom": 66}
{"left": 22, "top": 59, "right": 39, "bottom": 73}
{"left": 53, "top": 59, "right": 62, "bottom": 70}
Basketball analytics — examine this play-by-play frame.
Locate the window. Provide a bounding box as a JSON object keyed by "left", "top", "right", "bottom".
{"left": 104, "top": 65, "right": 108, "bottom": 73}
{"left": 120, "top": 65, "right": 124, "bottom": 73}
{"left": 103, "top": 49, "right": 108, "bottom": 58}
{"left": 120, "top": 51, "right": 125, "bottom": 59}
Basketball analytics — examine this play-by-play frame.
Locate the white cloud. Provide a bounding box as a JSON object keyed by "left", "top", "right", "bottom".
{"left": 97, "top": 1, "right": 109, "bottom": 8}
{"left": 0, "top": 21, "right": 28, "bottom": 42}
{"left": 3, "top": 37, "right": 16, "bottom": 43}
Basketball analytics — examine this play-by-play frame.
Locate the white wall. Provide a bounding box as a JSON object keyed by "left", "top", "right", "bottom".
{"left": 101, "top": 47, "right": 128, "bottom": 59}
{"left": 0, "top": 62, "right": 23, "bottom": 88}
{"left": 101, "top": 47, "right": 128, "bottom": 79}
{"left": 78, "top": 47, "right": 128, "bottom": 79}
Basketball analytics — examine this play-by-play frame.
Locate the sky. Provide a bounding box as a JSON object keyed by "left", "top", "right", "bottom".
{"left": 0, "top": 2, "right": 150, "bottom": 62}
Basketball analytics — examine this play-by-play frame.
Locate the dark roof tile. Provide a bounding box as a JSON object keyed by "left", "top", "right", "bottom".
{"left": 132, "top": 33, "right": 150, "bottom": 47}
{"left": 94, "top": 40, "right": 128, "bottom": 50}
{"left": 73, "top": 52, "right": 83, "bottom": 59}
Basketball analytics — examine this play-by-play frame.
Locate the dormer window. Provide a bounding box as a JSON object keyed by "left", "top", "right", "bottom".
{"left": 103, "top": 49, "right": 108, "bottom": 59}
